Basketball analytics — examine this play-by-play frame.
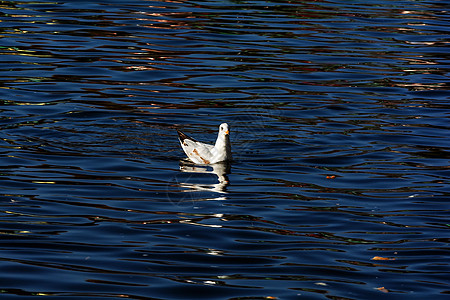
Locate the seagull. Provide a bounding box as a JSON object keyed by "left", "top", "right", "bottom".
{"left": 177, "top": 123, "right": 232, "bottom": 165}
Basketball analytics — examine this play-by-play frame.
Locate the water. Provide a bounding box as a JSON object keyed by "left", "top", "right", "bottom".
{"left": 1, "top": 0, "right": 449, "bottom": 299}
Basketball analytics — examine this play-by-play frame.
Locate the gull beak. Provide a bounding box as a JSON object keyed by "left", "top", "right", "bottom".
{"left": 224, "top": 130, "right": 229, "bottom": 135}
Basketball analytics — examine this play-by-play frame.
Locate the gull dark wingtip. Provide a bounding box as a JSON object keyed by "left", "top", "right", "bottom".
{"left": 177, "top": 129, "right": 197, "bottom": 143}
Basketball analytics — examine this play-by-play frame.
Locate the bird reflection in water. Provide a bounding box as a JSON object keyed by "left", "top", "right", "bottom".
{"left": 177, "top": 160, "right": 231, "bottom": 198}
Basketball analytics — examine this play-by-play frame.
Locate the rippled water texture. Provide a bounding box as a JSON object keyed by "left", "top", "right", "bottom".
{"left": 1, "top": 0, "right": 449, "bottom": 299}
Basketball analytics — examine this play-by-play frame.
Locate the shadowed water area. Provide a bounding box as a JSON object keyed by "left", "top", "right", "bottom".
{"left": 1, "top": 0, "right": 449, "bottom": 299}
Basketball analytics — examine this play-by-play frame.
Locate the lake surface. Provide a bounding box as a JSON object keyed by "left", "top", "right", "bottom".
{"left": 1, "top": 0, "right": 449, "bottom": 299}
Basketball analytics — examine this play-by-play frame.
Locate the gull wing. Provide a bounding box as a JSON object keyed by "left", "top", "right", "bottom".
{"left": 177, "top": 129, "right": 215, "bottom": 164}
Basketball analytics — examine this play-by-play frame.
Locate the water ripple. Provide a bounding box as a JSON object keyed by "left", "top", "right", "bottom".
{"left": 1, "top": 0, "right": 449, "bottom": 299}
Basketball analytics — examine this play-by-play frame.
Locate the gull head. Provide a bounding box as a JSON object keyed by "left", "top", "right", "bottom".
{"left": 219, "top": 123, "right": 230, "bottom": 136}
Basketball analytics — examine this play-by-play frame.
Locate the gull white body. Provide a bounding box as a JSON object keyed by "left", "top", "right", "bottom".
{"left": 177, "top": 123, "right": 232, "bottom": 165}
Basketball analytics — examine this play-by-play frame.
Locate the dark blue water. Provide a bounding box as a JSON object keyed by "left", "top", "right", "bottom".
{"left": 1, "top": 0, "right": 449, "bottom": 299}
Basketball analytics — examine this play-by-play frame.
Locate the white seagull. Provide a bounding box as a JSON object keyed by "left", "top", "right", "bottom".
{"left": 177, "top": 123, "right": 232, "bottom": 164}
